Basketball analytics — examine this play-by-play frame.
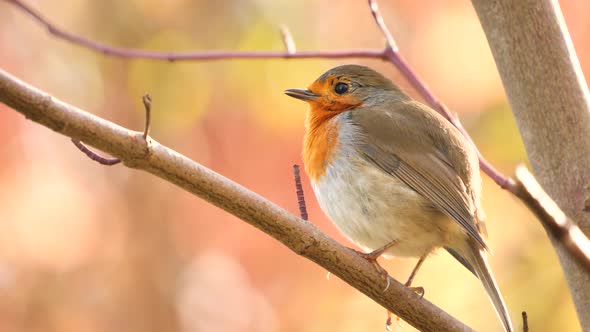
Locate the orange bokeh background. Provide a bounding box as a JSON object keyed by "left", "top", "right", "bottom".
{"left": 1, "top": 1, "right": 588, "bottom": 331}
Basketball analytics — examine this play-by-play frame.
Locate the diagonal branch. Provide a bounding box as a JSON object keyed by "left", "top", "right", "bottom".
{"left": 0, "top": 68, "right": 473, "bottom": 332}
{"left": 366, "top": 0, "right": 512, "bottom": 190}
{"left": 514, "top": 166, "right": 590, "bottom": 274}
{"left": 367, "top": 0, "right": 398, "bottom": 51}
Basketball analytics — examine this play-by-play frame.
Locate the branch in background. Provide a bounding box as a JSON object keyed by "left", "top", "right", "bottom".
{"left": 366, "top": 0, "right": 513, "bottom": 190}
{"left": 0, "top": 69, "right": 474, "bottom": 332}
{"left": 367, "top": 0, "right": 398, "bottom": 51}
{"left": 4, "top": 0, "right": 383, "bottom": 60}
{"left": 514, "top": 166, "right": 590, "bottom": 274}
{"left": 2, "top": 0, "right": 510, "bottom": 190}
{"left": 522, "top": 311, "right": 528, "bottom": 332}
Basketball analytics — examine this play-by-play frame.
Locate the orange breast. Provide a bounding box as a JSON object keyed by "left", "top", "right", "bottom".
{"left": 303, "top": 108, "right": 340, "bottom": 182}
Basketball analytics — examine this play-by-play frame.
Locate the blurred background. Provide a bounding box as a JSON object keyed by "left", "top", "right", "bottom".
{"left": 0, "top": 0, "right": 588, "bottom": 331}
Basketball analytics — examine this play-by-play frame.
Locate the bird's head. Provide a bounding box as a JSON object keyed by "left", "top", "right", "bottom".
{"left": 285, "top": 65, "right": 406, "bottom": 117}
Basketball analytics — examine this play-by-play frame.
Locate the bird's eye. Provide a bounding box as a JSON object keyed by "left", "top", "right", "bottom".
{"left": 334, "top": 82, "right": 349, "bottom": 95}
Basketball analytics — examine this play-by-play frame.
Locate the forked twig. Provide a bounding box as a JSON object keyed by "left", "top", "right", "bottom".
{"left": 72, "top": 94, "right": 153, "bottom": 165}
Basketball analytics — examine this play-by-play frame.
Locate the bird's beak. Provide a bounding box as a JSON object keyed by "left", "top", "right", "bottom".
{"left": 284, "top": 88, "right": 319, "bottom": 101}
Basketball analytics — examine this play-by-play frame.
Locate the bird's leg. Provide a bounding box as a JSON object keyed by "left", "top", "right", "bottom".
{"left": 404, "top": 254, "right": 427, "bottom": 298}
{"left": 363, "top": 239, "right": 399, "bottom": 261}
{"left": 385, "top": 254, "right": 428, "bottom": 330}
{"left": 385, "top": 311, "right": 401, "bottom": 331}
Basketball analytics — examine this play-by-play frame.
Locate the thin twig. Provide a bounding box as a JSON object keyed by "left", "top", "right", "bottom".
{"left": 142, "top": 94, "right": 152, "bottom": 140}
{"left": 71, "top": 94, "right": 153, "bottom": 165}
{"left": 522, "top": 311, "right": 528, "bottom": 332}
{"left": 71, "top": 139, "right": 121, "bottom": 165}
{"left": 366, "top": 0, "right": 513, "bottom": 191}
{"left": 280, "top": 26, "right": 296, "bottom": 54}
{"left": 293, "top": 164, "right": 309, "bottom": 221}
{"left": 368, "top": 0, "right": 398, "bottom": 51}
{"left": 5, "top": 0, "right": 383, "bottom": 61}
{"left": 514, "top": 166, "right": 590, "bottom": 274}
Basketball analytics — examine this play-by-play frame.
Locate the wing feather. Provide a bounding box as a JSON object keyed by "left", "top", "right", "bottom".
{"left": 351, "top": 101, "right": 488, "bottom": 249}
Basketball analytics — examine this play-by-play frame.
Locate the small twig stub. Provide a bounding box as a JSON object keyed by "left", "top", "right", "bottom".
{"left": 292, "top": 164, "right": 309, "bottom": 221}
{"left": 522, "top": 311, "right": 528, "bottom": 332}
{"left": 71, "top": 139, "right": 121, "bottom": 165}
{"left": 142, "top": 94, "right": 152, "bottom": 140}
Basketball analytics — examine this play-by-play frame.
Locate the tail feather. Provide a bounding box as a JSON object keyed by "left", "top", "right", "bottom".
{"left": 464, "top": 242, "right": 513, "bottom": 332}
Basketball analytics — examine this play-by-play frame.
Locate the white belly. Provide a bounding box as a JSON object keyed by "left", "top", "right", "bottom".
{"left": 312, "top": 151, "right": 455, "bottom": 258}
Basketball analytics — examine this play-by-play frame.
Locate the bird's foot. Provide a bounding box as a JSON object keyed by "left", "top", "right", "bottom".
{"left": 385, "top": 310, "right": 403, "bottom": 331}
{"left": 358, "top": 250, "right": 391, "bottom": 291}
{"left": 383, "top": 254, "right": 428, "bottom": 330}
{"left": 383, "top": 287, "right": 424, "bottom": 331}
{"left": 358, "top": 240, "right": 399, "bottom": 291}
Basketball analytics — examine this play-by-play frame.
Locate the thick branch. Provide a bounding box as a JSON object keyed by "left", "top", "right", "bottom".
{"left": 0, "top": 69, "right": 473, "bottom": 331}
{"left": 471, "top": 0, "right": 590, "bottom": 329}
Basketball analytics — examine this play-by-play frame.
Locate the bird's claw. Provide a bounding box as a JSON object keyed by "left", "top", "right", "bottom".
{"left": 384, "top": 285, "right": 423, "bottom": 331}
{"left": 358, "top": 252, "right": 391, "bottom": 291}
{"left": 383, "top": 275, "right": 391, "bottom": 292}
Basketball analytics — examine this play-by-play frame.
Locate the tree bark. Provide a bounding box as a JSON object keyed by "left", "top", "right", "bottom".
{"left": 471, "top": 1, "right": 590, "bottom": 330}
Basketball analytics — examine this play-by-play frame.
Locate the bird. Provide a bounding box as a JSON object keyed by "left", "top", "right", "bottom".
{"left": 285, "top": 64, "right": 513, "bottom": 332}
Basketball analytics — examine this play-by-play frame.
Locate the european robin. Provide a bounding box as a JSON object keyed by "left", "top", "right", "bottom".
{"left": 285, "top": 65, "right": 513, "bottom": 332}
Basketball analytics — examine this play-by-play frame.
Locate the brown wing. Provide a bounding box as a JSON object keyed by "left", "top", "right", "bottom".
{"left": 350, "top": 100, "right": 488, "bottom": 249}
